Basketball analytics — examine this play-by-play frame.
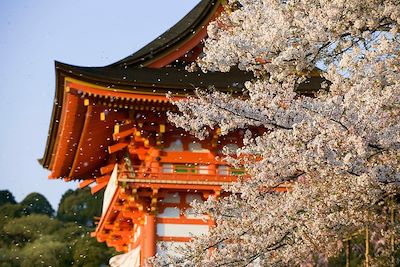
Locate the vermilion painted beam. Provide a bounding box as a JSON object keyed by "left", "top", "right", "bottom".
{"left": 95, "top": 233, "right": 108, "bottom": 242}
{"left": 96, "top": 175, "right": 111, "bottom": 184}
{"left": 118, "top": 123, "right": 134, "bottom": 133}
{"left": 104, "top": 223, "right": 114, "bottom": 230}
{"left": 108, "top": 142, "right": 128, "bottom": 154}
{"left": 128, "top": 183, "right": 223, "bottom": 191}
{"left": 91, "top": 181, "right": 108, "bottom": 194}
{"left": 113, "top": 128, "right": 135, "bottom": 141}
{"left": 157, "top": 236, "right": 192, "bottom": 242}
{"left": 67, "top": 81, "right": 172, "bottom": 102}
{"left": 79, "top": 179, "right": 95, "bottom": 188}
{"left": 159, "top": 151, "right": 221, "bottom": 164}
{"left": 100, "top": 164, "right": 115, "bottom": 175}
{"left": 156, "top": 217, "right": 210, "bottom": 225}
{"left": 121, "top": 211, "right": 143, "bottom": 221}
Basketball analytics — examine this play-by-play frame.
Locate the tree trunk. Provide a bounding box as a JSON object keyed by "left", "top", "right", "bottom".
{"left": 345, "top": 239, "right": 351, "bottom": 267}
{"left": 390, "top": 195, "right": 395, "bottom": 267}
{"left": 365, "top": 226, "right": 369, "bottom": 267}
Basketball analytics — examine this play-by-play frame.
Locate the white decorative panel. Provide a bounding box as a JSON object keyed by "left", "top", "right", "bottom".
{"left": 198, "top": 165, "right": 209, "bottom": 174}
{"left": 157, "top": 224, "right": 209, "bottom": 237}
{"left": 157, "top": 207, "right": 180, "bottom": 218}
{"left": 101, "top": 164, "right": 118, "bottom": 215}
{"left": 162, "top": 163, "right": 173, "bottom": 173}
{"left": 217, "top": 165, "right": 229, "bottom": 175}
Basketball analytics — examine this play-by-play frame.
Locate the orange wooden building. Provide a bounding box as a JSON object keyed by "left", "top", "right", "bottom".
{"left": 39, "top": 1, "right": 253, "bottom": 265}
{"left": 40, "top": 1, "right": 322, "bottom": 265}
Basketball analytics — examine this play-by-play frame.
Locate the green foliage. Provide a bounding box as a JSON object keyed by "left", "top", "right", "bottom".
{"left": 0, "top": 204, "right": 24, "bottom": 225}
{"left": 0, "top": 189, "right": 115, "bottom": 267}
{"left": 0, "top": 246, "right": 27, "bottom": 267}
{"left": 0, "top": 190, "right": 16, "bottom": 206}
{"left": 19, "top": 236, "right": 70, "bottom": 267}
{"left": 57, "top": 222, "right": 88, "bottom": 243}
{"left": 20, "top": 192, "right": 54, "bottom": 216}
{"left": 3, "top": 214, "right": 61, "bottom": 244}
{"left": 71, "top": 234, "right": 115, "bottom": 267}
{"left": 0, "top": 204, "right": 27, "bottom": 246}
{"left": 57, "top": 188, "right": 103, "bottom": 227}
{"left": 55, "top": 221, "right": 115, "bottom": 266}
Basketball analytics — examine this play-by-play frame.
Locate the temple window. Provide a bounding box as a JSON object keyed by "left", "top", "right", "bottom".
{"left": 188, "top": 142, "right": 209, "bottom": 153}
{"left": 163, "top": 138, "right": 183, "bottom": 151}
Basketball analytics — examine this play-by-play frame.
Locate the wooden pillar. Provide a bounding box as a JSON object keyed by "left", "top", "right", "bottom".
{"left": 144, "top": 213, "right": 157, "bottom": 264}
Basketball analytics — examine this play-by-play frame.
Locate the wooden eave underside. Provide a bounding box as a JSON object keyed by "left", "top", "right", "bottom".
{"left": 41, "top": 75, "right": 175, "bottom": 179}
{"left": 39, "top": 59, "right": 253, "bottom": 172}
{"left": 55, "top": 61, "right": 253, "bottom": 93}
{"left": 39, "top": 64, "right": 323, "bottom": 174}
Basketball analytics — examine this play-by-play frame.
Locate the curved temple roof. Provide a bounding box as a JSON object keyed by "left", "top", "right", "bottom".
{"left": 40, "top": 0, "right": 225, "bottom": 172}
{"left": 111, "top": 0, "right": 219, "bottom": 67}
{"left": 40, "top": 0, "right": 324, "bottom": 177}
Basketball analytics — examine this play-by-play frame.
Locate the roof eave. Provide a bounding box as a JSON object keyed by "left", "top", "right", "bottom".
{"left": 40, "top": 62, "right": 67, "bottom": 169}
{"left": 110, "top": 0, "right": 219, "bottom": 68}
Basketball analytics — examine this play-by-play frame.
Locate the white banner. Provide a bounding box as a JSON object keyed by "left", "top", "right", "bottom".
{"left": 102, "top": 164, "right": 118, "bottom": 215}
{"left": 109, "top": 247, "right": 140, "bottom": 267}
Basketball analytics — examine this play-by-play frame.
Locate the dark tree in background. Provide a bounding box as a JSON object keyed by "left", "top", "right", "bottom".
{"left": 20, "top": 192, "right": 54, "bottom": 216}
{"left": 0, "top": 190, "right": 16, "bottom": 206}
{"left": 57, "top": 187, "right": 104, "bottom": 227}
{"left": 0, "top": 188, "right": 115, "bottom": 267}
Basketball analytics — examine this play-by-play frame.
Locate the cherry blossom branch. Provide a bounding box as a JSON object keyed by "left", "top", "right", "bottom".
{"left": 208, "top": 98, "right": 294, "bottom": 130}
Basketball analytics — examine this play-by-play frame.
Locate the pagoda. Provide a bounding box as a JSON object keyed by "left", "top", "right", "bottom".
{"left": 40, "top": 0, "right": 322, "bottom": 265}
{"left": 39, "top": 0, "right": 244, "bottom": 264}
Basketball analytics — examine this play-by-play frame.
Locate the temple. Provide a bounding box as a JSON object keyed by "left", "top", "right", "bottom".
{"left": 40, "top": 0, "right": 322, "bottom": 265}
{"left": 40, "top": 1, "right": 241, "bottom": 264}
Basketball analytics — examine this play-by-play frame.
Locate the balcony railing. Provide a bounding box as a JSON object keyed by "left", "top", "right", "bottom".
{"left": 117, "top": 164, "right": 245, "bottom": 186}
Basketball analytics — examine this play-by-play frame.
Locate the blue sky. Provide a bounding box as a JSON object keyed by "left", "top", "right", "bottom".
{"left": 0, "top": 0, "right": 199, "bottom": 209}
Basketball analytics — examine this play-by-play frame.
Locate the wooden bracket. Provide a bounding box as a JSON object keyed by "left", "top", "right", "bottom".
{"left": 108, "top": 142, "right": 128, "bottom": 154}
{"left": 79, "top": 179, "right": 95, "bottom": 189}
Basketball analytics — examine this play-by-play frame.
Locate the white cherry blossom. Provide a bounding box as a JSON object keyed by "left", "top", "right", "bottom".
{"left": 155, "top": 0, "right": 400, "bottom": 265}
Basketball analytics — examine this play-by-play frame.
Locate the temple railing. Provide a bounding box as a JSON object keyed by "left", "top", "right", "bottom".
{"left": 118, "top": 164, "right": 245, "bottom": 186}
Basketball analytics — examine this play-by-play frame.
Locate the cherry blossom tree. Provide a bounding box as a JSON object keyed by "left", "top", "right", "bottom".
{"left": 156, "top": 0, "right": 400, "bottom": 266}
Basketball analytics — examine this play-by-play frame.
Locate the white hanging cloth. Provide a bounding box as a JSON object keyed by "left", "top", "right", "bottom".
{"left": 109, "top": 247, "right": 141, "bottom": 267}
